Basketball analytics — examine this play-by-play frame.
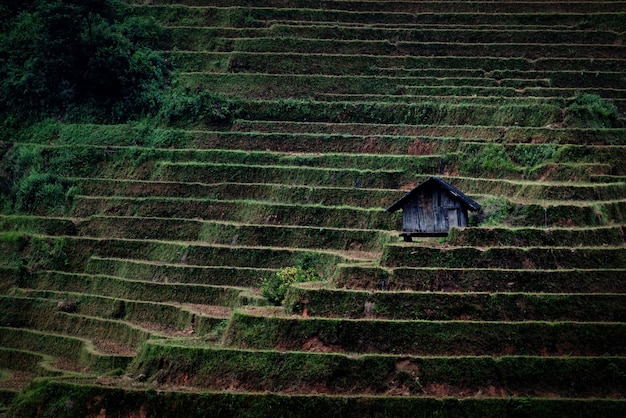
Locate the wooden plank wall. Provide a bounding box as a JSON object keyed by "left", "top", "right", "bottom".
{"left": 401, "top": 186, "right": 468, "bottom": 233}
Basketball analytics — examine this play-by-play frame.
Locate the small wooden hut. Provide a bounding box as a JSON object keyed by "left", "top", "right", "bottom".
{"left": 386, "top": 177, "right": 480, "bottom": 240}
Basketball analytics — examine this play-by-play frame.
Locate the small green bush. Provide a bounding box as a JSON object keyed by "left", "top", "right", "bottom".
{"left": 158, "top": 90, "right": 241, "bottom": 128}
{"left": 563, "top": 94, "right": 621, "bottom": 128}
{"left": 0, "top": 0, "right": 170, "bottom": 127}
{"left": 472, "top": 196, "right": 511, "bottom": 226}
{"left": 459, "top": 144, "right": 518, "bottom": 177}
{"left": 513, "top": 144, "right": 558, "bottom": 167}
{"left": 261, "top": 266, "right": 321, "bottom": 306}
{"left": 14, "top": 173, "right": 76, "bottom": 215}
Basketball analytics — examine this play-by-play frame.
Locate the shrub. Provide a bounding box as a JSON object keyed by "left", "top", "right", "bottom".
{"left": 14, "top": 173, "right": 76, "bottom": 215}
{"left": 459, "top": 144, "right": 518, "bottom": 177}
{"left": 0, "top": 0, "right": 170, "bottom": 126}
{"left": 158, "top": 90, "right": 241, "bottom": 128}
{"left": 261, "top": 266, "right": 321, "bottom": 306}
{"left": 472, "top": 196, "right": 511, "bottom": 226}
{"left": 513, "top": 144, "right": 558, "bottom": 167}
{"left": 563, "top": 94, "right": 621, "bottom": 128}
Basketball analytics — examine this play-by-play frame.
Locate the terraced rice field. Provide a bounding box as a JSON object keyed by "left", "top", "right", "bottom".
{"left": 1, "top": 0, "right": 625, "bottom": 416}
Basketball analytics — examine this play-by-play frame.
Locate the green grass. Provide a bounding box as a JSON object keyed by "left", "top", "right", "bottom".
{"left": 2, "top": 0, "right": 626, "bottom": 412}
{"left": 381, "top": 245, "right": 626, "bottom": 269}
{"left": 0, "top": 215, "right": 77, "bottom": 236}
{"left": 224, "top": 307, "right": 626, "bottom": 356}
{"left": 221, "top": 52, "right": 626, "bottom": 76}
{"left": 0, "top": 327, "right": 132, "bottom": 372}
{"left": 334, "top": 264, "right": 626, "bottom": 293}
{"left": 285, "top": 284, "right": 626, "bottom": 321}
{"left": 85, "top": 257, "right": 274, "bottom": 287}
{"left": 10, "top": 289, "right": 193, "bottom": 331}
{"left": 133, "top": 340, "right": 626, "bottom": 396}
{"left": 206, "top": 37, "right": 622, "bottom": 60}
{"left": 0, "top": 348, "right": 60, "bottom": 377}
{"left": 79, "top": 216, "right": 394, "bottom": 251}
{"left": 155, "top": 161, "right": 404, "bottom": 189}
{"left": 445, "top": 226, "right": 626, "bottom": 247}
{"left": 9, "top": 379, "right": 626, "bottom": 418}
{"left": 0, "top": 296, "right": 151, "bottom": 348}
{"left": 132, "top": 3, "right": 626, "bottom": 29}
{"left": 70, "top": 196, "right": 400, "bottom": 230}
{"left": 20, "top": 270, "right": 246, "bottom": 307}
{"left": 76, "top": 179, "right": 406, "bottom": 208}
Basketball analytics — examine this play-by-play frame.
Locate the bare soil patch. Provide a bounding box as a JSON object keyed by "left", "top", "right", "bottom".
{"left": 133, "top": 321, "right": 192, "bottom": 338}
{"left": 186, "top": 304, "right": 233, "bottom": 318}
{"left": 92, "top": 340, "right": 136, "bottom": 356}
{"left": 0, "top": 370, "right": 37, "bottom": 390}
{"left": 301, "top": 336, "right": 345, "bottom": 353}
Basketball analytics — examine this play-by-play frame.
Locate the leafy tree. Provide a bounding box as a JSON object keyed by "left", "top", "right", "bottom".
{"left": 261, "top": 266, "right": 321, "bottom": 306}
{"left": 0, "top": 0, "right": 170, "bottom": 126}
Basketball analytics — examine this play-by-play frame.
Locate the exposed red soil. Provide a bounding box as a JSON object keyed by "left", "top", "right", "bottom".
{"left": 51, "top": 357, "right": 85, "bottom": 373}
{"left": 78, "top": 373, "right": 626, "bottom": 400}
{"left": 0, "top": 370, "right": 37, "bottom": 390}
{"left": 301, "top": 336, "right": 345, "bottom": 353}
{"left": 133, "top": 321, "right": 192, "bottom": 338}
{"left": 186, "top": 304, "right": 233, "bottom": 318}
{"left": 407, "top": 139, "right": 435, "bottom": 156}
{"left": 92, "top": 340, "right": 136, "bottom": 356}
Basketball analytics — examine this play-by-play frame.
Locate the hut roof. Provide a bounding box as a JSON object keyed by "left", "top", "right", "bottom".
{"left": 386, "top": 176, "right": 481, "bottom": 213}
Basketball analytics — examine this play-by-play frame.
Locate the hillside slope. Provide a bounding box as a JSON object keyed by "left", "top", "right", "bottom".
{"left": 1, "top": 0, "right": 625, "bottom": 416}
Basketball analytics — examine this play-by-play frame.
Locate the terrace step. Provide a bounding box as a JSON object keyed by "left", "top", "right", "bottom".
{"left": 177, "top": 71, "right": 626, "bottom": 101}
{"left": 0, "top": 216, "right": 78, "bottom": 236}
{"left": 220, "top": 52, "right": 626, "bottom": 75}
{"left": 166, "top": 25, "right": 623, "bottom": 45}
{"left": 9, "top": 289, "right": 230, "bottom": 337}
{"left": 76, "top": 179, "right": 405, "bottom": 207}
{"left": 223, "top": 307, "right": 626, "bottom": 356}
{"left": 133, "top": 1, "right": 626, "bottom": 14}
{"left": 314, "top": 94, "right": 573, "bottom": 106}
{"left": 175, "top": 51, "right": 626, "bottom": 77}
{"left": 0, "top": 327, "right": 132, "bottom": 372}
{"left": 32, "top": 194, "right": 626, "bottom": 232}
{"left": 13, "top": 142, "right": 450, "bottom": 174}
{"left": 229, "top": 120, "right": 626, "bottom": 144}
{"left": 132, "top": 340, "right": 626, "bottom": 398}
{"left": 26, "top": 235, "right": 359, "bottom": 273}
{"left": 15, "top": 140, "right": 626, "bottom": 181}
{"left": 23, "top": 122, "right": 626, "bottom": 151}
{"left": 286, "top": 283, "right": 626, "bottom": 321}
{"left": 133, "top": 4, "right": 626, "bottom": 26}
{"left": 78, "top": 216, "right": 392, "bottom": 252}
{"left": 154, "top": 161, "right": 404, "bottom": 189}
{"left": 70, "top": 196, "right": 399, "bottom": 230}
{"left": 234, "top": 99, "right": 622, "bottom": 127}
{"left": 0, "top": 349, "right": 60, "bottom": 387}
{"left": 85, "top": 256, "right": 273, "bottom": 287}
{"left": 10, "top": 379, "right": 626, "bottom": 417}
{"left": 446, "top": 226, "right": 625, "bottom": 247}
{"left": 0, "top": 296, "right": 150, "bottom": 352}
{"left": 19, "top": 270, "right": 249, "bottom": 307}
{"left": 334, "top": 264, "right": 626, "bottom": 293}
{"left": 186, "top": 37, "right": 625, "bottom": 60}
{"left": 9, "top": 289, "right": 194, "bottom": 334}
{"left": 381, "top": 244, "right": 626, "bottom": 270}
{"left": 437, "top": 176, "right": 626, "bottom": 200}
{"left": 178, "top": 72, "right": 574, "bottom": 99}
{"left": 314, "top": 95, "right": 626, "bottom": 113}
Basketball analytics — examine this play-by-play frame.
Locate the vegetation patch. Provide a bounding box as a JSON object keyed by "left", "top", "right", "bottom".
{"left": 1, "top": 0, "right": 625, "bottom": 413}
{"left": 261, "top": 266, "right": 322, "bottom": 306}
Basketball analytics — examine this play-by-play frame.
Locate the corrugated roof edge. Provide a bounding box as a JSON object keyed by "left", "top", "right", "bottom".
{"left": 385, "top": 176, "right": 481, "bottom": 213}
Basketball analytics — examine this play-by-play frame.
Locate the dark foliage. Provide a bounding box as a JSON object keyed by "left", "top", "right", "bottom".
{"left": 0, "top": 0, "right": 170, "bottom": 126}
